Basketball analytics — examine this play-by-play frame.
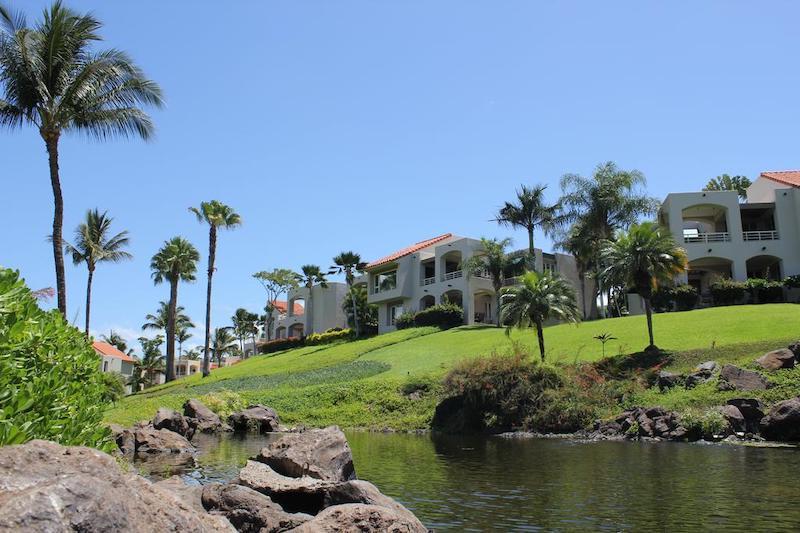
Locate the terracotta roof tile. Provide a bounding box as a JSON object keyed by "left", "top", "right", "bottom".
{"left": 366, "top": 233, "right": 453, "bottom": 269}
{"left": 92, "top": 341, "right": 136, "bottom": 363}
{"left": 271, "top": 300, "right": 304, "bottom": 315}
{"left": 759, "top": 170, "right": 800, "bottom": 188}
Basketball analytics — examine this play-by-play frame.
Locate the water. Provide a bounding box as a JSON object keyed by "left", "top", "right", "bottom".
{"left": 138, "top": 432, "right": 800, "bottom": 531}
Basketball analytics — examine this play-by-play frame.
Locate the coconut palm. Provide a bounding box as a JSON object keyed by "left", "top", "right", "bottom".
{"left": 0, "top": 3, "right": 163, "bottom": 316}
{"left": 500, "top": 270, "right": 581, "bottom": 362}
{"left": 560, "top": 162, "right": 658, "bottom": 317}
{"left": 183, "top": 347, "right": 201, "bottom": 361}
{"left": 253, "top": 268, "right": 299, "bottom": 341}
{"left": 100, "top": 330, "right": 130, "bottom": 354}
{"left": 601, "top": 223, "right": 687, "bottom": 348}
{"left": 330, "top": 251, "right": 366, "bottom": 336}
{"left": 555, "top": 220, "right": 596, "bottom": 318}
{"left": 64, "top": 209, "right": 131, "bottom": 335}
{"left": 495, "top": 184, "right": 563, "bottom": 270}
{"left": 462, "top": 237, "right": 517, "bottom": 326}
{"left": 142, "top": 301, "right": 193, "bottom": 336}
{"left": 210, "top": 327, "right": 238, "bottom": 367}
{"left": 703, "top": 173, "right": 751, "bottom": 200}
{"left": 189, "top": 201, "right": 241, "bottom": 377}
{"left": 176, "top": 325, "right": 192, "bottom": 359}
{"left": 295, "top": 265, "right": 327, "bottom": 336}
{"left": 135, "top": 335, "right": 165, "bottom": 389}
{"left": 150, "top": 237, "right": 199, "bottom": 382}
{"left": 231, "top": 308, "right": 251, "bottom": 353}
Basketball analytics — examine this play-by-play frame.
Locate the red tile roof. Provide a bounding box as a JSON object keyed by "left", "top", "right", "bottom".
{"left": 271, "top": 300, "right": 304, "bottom": 315}
{"left": 366, "top": 233, "right": 453, "bottom": 269}
{"left": 760, "top": 170, "right": 800, "bottom": 188}
{"left": 92, "top": 341, "right": 136, "bottom": 363}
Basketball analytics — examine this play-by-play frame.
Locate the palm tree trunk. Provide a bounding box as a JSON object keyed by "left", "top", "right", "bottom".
{"left": 202, "top": 226, "right": 217, "bottom": 377}
{"left": 535, "top": 318, "right": 546, "bottom": 362}
{"left": 349, "top": 284, "right": 360, "bottom": 336}
{"left": 305, "top": 284, "right": 313, "bottom": 336}
{"left": 527, "top": 228, "right": 536, "bottom": 271}
{"left": 644, "top": 297, "right": 655, "bottom": 347}
{"left": 44, "top": 133, "right": 67, "bottom": 317}
{"left": 251, "top": 331, "right": 257, "bottom": 358}
{"left": 84, "top": 267, "right": 94, "bottom": 336}
{"left": 579, "top": 271, "right": 587, "bottom": 319}
{"left": 595, "top": 260, "right": 605, "bottom": 319}
{"left": 166, "top": 279, "right": 178, "bottom": 382}
{"left": 494, "top": 280, "right": 503, "bottom": 327}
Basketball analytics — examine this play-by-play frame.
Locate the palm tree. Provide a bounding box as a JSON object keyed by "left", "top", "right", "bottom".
{"left": 142, "top": 301, "right": 193, "bottom": 336}
{"left": 176, "top": 326, "right": 192, "bottom": 359}
{"left": 601, "top": 223, "right": 687, "bottom": 349}
{"left": 500, "top": 270, "right": 581, "bottom": 362}
{"left": 183, "top": 347, "right": 201, "bottom": 361}
{"left": 100, "top": 330, "right": 130, "bottom": 354}
{"left": 560, "top": 162, "right": 658, "bottom": 317}
{"left": 210, "top": 327, "right": 238, "bottom": 367}
{"left": 64, "top": 209, "right": 131, "bottom": 335}
{"left": 189, "top": 201, "right": 242, "bottom": 377}
{"left": 495, "top": 184, "right": 563, "bottom": 270}
{"left": 150, "top": 237, "right": 199, "bottom": 382}
{"left": 253, "top": 268, "right": 299, "bottom": 341}
{"left": 330, "top": 251, "right": 366, "bottom": 336}
{"left": 0, "top": 3, "right": 163, "bottom": 316}
{"left": 462, "top": 238, "right": 517, "bottom": 326}
{"left": 703, "top": 174, "right": 751, "bottom": 200}
{"left": 555, "top": 220, "right": 595, "bottom": 319}
{"left": 295, "top": 265, "right": 327, "bottom": 336}
{"left": 231, "top": 308, "right": 251, "bottom": 353}
{"left": 135, "top": 335, "right": 165, "bottom": 389}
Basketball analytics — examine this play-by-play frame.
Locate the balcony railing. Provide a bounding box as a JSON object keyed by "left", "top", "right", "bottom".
{"left": 684, "top": 232, "right": 730, "bottom": 244}
{"left": 442, "top": 270, "right": 463, "bottom": 281}
{"left": 474, "top": 269, "right": 493, "bottom": 280}
{"left": 743, "top": 230, "right": 779, "bottom": 241}
{"left": 420, "top": 276, "right": 436, "bottom": 286}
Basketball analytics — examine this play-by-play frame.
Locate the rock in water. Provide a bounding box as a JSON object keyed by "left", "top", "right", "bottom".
{"left": 228, "top": 404, "right": 281, "bottom": 434}
{"left": 153, "top": 407, "right": 193, "bottom": 438}
{"left": 201, "top": 483, "right": 310, "bottom": 532}
{"left": 717, "top": 364, "right": 770, "bottom": 391}
{"left": 183, "top": 398, "right": 231, "bottom": 433}
{"left": 718, "top": 405, "right": 745, "bottom": 434}
{"left": 760, "top": 397, "right": 800, "bottom": 441}
{"left": 288, "top": 503, "right": 427, "bottom": 533}
{"left": 134, "top": 426, "right": 195, "bottom": 456}
{"left": 323, "top": 480, "right": 427, "bottom": 531}
{"left": 0, "top": 440, "right": 233, "bottom": 532}
{"left": 755, "top": 349, "right": 796, "bottom": 371}
{"left": 255, "top": 426, "right": 355, "bottom": 482}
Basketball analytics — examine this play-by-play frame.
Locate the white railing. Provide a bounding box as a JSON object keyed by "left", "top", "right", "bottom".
{"left": 421, "top": 276, "right": 436, "bottom": 286}
{"left": 743, "top": 230, "right": 779, "bottom": 241}
{"left": 684, "top": 232, "right": 730, "bottom": 243}
{"left": 442, "top": 270, "right": 463, "bottom": 281}
{"left": 474, "top": 269, "right": 492, "bottom": 280}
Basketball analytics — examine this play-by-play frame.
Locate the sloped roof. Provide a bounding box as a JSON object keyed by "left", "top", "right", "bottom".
{"left": 366, "top": 233, "right": 453, "bottom": 269}
{"left": 759, "top": 170, "right": 800, "bottom": 188}
{"left": 272, "top": 300, "right": 304, "bottom": 315}
{"left": 92, "top": 341, "right": 136, "bottom": 363}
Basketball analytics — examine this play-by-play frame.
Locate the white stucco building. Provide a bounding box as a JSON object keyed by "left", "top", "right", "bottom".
{"left": 93, "top": 341, "right": 136, "bottom": 394}
{"left": 271, "top": 283, "right": 350, "bottom": 339}
{"left": 364, "top": 233, "right": 592, "bottom": 334}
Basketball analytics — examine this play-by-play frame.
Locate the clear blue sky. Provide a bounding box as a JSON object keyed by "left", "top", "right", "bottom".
{"left": 2, "top": 1, "right": 798, "bottom": 352}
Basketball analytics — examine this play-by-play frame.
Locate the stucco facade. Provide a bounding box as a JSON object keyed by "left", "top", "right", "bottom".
{"left": 271, "top": 282, "right": 350, "bottom": 339}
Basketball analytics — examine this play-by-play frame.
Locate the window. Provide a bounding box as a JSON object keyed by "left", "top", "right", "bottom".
{"left": 373, "top": 271, "right": 397, "bottom": 293}
{"left": 102, "top": 360, "right": 108, "bottom": 372}
{"left": 389, "top": 304, "right": 404, "bottom": 326}
{"left": 543, "top": 261, "right": 557, "bottom": 274}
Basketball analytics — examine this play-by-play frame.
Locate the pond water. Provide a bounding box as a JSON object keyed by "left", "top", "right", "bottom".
{"left": 138, "top": 432, "right": 800, "bottom": 531}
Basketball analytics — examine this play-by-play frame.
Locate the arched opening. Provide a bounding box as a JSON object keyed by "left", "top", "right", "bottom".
{"left": 687, "top": 257, "right": 733, "bottom": 296}
{"left": 440, "top": 250, "right": 463, "bottom": 281}
{"left": 419, "top": 295, "right": 435, "bottom": 310}
{"left": 746, "top": 255, "right": 782, "bottom": 280}
{"left": 287, "top": 297, "right": 305, "bottom": 317}
{"left": 288, "top": 323, "right": 304, "bottom": 338}
{"left": 442, "top": 289, "right": 463, "bottom": 308}
{"left": 275, "top": 326, "right": 286, "bottom": 339}
{"left": 681, "top": 204, "right": 730, "bottom": 243}
{"left": 473, "top": 290, "right": 495, "bottom": 324}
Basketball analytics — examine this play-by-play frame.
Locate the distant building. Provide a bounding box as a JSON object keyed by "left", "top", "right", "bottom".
{"left": 92, "top": 341, "right": 135, "bottom": 394}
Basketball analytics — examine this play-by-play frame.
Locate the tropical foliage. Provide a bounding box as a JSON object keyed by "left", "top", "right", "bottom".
{"left": 211, "top": 327, "right": 238, "bottom": 366}
{"left": 703, "top": 173, "right": 751, "bottom": 200}
{"left": 495, "top": 184, "right": 563, "bottom": 269}
{"left": 341, "top": 285, "right": 378, "bottom": 334}
{"left": 463, "top": 237, "right": 517, "bottom": 326}
{"left": 253, "top": 268, "right": 298, "bottom": 340}
{"left": 133, "top": 335, "right": 165, "bottom": 390}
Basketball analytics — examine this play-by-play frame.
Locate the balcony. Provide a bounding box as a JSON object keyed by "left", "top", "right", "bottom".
{"left": 442, "top": 270, "right": 463, "bottom": 281}
{"left": 420, "top": 276, "right": 436, "bottom": 286}
{"left": 683, "top": 231, "right": 730, "bottom": 244}
{"left": 474, "top": 269, "right": 492, "bottom": 280}
{"left": 743, "top": 230, "right": 778, "bottom": 241}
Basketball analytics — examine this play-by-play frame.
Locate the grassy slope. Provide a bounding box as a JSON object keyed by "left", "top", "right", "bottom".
{"left": 106, "top": 304, "right": 800, "bottom": 429}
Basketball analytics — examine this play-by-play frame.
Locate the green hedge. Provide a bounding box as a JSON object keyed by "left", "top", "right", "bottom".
{"left": 394, "top": 312, "right": 416, "bottom": 330}
{"left": 259, "top": 336, "right": 304, "bottom": 354}
{"left": 710, "top": 279, "right": 747, "bottom": 306}
{"left": 306, "top": 328, "right": 354, "bottom": 346}
{"left": 413, "top": 303, "right": 464, "bottom": 329}
{"left": 745, "top": 278, "right": 784, "bottom": 303}
{"left": 0, "top": 269, "right": 112, "bottom": 450}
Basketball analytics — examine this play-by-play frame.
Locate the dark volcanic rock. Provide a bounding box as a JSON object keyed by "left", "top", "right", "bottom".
{"left": 153, "top": 407, "right": 193, "bottom": 438}
{"left": 154, "top": 475, "right": 205, "bottom": 513}
{"left": 322, "top": 480, "right": 426, "bottom": 530}
{"left": 760, "top": 397, "right": 800, "bottom": 441}
{"left": 755, "top": 349, "right": 796, "bottom": 371}
{"left": 202, "top": 482, "right": 310, "bottom": 532}
{"left": 134, "top": 426, "right": 195, "bottom": 456}
{"left": 289, "top": 503, "right": 427, "bottom": 533}
{"left": 109, "top": 423, "right": 135, "bottom": 457}
{"left": 183, "top": 398, "right": 231, "bottom": 433}
{"left": 255, "top": 426, "right": 355, "bottom": 482}
{"left": 726, "top": 398, "right": 765, "bottom": 434}
{"left": 657, "top": 371, "right": 683, "bottom": 391}
{"left": 718, "top": 405, "right": 745, "bottom": 434}
{"left": 237, "top": 460, "right": 332, "bottom": 515}
{"left": 718, "top": 364, "right": 770, "bottom": 391}
{"left": 587, "top": 407, "right": 689, "bottom": 441}
{"left": 0, "top": 440, "right": 233, "bottom": 532}
{"left": 228, "top": 404, "right": 281, "bottom": 434}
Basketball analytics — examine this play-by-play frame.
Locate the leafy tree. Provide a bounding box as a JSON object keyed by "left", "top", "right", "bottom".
{"left": 601, "top": 222, "right": 688, "bottom": 348}
{"left": 462, "top": 237, "right": 518, "bottom": 326}
{"left": 555, "top": 220, "right": 595, "bottom": 318}
{"left": 330, "top": 251, "right": 367, "bottom": 336}
{"left": 703, "top": 173, "right": 751, "bottom": 200}
{"left": 0, "top": 2, "right": 162, "bottom": 316}
{"left": 211, "top": 327, "right": 238, "bottom": 367}
{"left": 500, "top": 270, "right": 581, "bottom": 362}
{"left": 560, "top": 161, "right": 658, "bottom": 317}
{"left": 64, "top": 209, "right": 131, "bottom": 335}
{"left": 189, "top": 201, "right": 241, "bottom": 377}
{"left": 150, "top": 237, "right": 199, "bottom": 382}
{"left": 99, "top": 372, "right": 126, "bottom": 403}
{"left": 135, "top": 335, "right": 165, "bottom": 389}
{"left": 142, "top": 301, "right": 194, "bottom": 340}
{"left": 183, "top": 347, "right": 201, "bottom": 361}
{"left": 295, "top": 265, "right": 327, "bottom": 335}
{"left": 253, "top": 268, "right": 299, "bottom": 341}
{"left": 342, "top": 285, "right": 378, "bottom": 332}
{"left": 495, "top": 184, "right": 563, "bottom": 270}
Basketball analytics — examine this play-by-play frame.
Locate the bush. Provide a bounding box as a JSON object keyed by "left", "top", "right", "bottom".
{"left": 651, "top": 287, "right": 674, "bottom": 313}
{"left": 394, "top": 312, "right": 416, "bottom": 330}
{"left": 306, "top": 328, "right": 354, "bottom": 346}
{"left": 199, "top": 390, "right": 247, "bottom": 419}
{"left": 746, "top": 278, "right": 784, "bottom": 304}
{"left": 100, "top": 372, "right": 127, "bottom": 403}
{"left": 413, "top": 303, "right": 464, "bottom": 329}
{"left": 259, "top": 336, "right": 304, "bottom": 354}
{"left": 710, "top": 279, "right": 746, "bottom": 306}
{"left": 680, "top": 407, "right": 728, "bottom": 440}
{"left": 672, "top": 284, "right": 699, "bottom": 311}
{"left": 0, "top": 269, "right": 112, "bottom": 450}
{"left": 784, "top": 275, "right": 800, "bottom": 289}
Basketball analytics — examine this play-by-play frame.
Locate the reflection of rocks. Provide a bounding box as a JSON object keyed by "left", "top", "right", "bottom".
{"left": 184, "top": 398, "right": 231, "bottom": 433}
{"left": 229, "top": 404, "right": 281, "bottom": 434}
{"left": 760, "top": 397, "right": 800, "bottom": 441}
{"left": 201, "top": 482, "right": 311, "bottom": 532}
{"left": 290, "top": 503, "right": 427, "bottom": 533}
{"left": 255, "top": 426, "right": 355, "bottom": 482}
{"left": 717, "top": 364, "right": 770, "bottom": 391}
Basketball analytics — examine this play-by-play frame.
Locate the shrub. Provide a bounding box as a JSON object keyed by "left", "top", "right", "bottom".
{"left": 651, "top": 287, "right": 674, "bottom": 312}
{"left": 199, "top": 390, "right": 247, "bottom": 419}
{"left": 0, "top": 269, "right": 112, "bottom": 450}
{"left": 100, "top": 372, "right": 127, "bottom": 403}
{"left": 413, "top": 303, "right": 464, "bottom": 329}
{"left": 680, "top": 407, "right": 728, "bottom": 440}
{"left": 745, "top": 278, "right": 784, "bottom": 304}
{"left": 710, "top": 279, "right": 746, "bottom": 306}
{"left": 259, "top": 336, "right": 304, "bottom": 354}
{"left": 394, "top": 311, "right": 416, "bottom": 330}
{"left": 306, "top": 328, "right": 354, "bottom": 345}
{"left": 672, "top": 284, "right": 699, "bottom": 311}
{"left": 784, "top": 275, "right": 800, "bottom": 289}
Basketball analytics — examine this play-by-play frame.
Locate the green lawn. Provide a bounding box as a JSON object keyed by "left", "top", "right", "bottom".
{"left": 105, "top": 304, "right": 800, "bottom": 429}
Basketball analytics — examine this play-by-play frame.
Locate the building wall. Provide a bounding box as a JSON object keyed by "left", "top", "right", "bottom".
{"left": 746, "top": 177, "right": 784, "bottom": 203}
{"left": 271, "top": 282, "right": 349, "bottom": 338}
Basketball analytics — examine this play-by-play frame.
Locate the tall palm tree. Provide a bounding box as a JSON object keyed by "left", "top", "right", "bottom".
{"left": 555, "top": 220, "right": 595, "bottom": 319}
{"left": 231, "top": 307, "right": 251, "bottom": 353}
{"left": 150, "top": 237, "right": 199, "bottom": 382}
{"left": 560, "top": 162, "right": 658, "bottom": 317}
{"left": 100, "top": 330, "right": 130, "bottom": 354}
{"left": 142, "top": 301, "right": 193, "bottom": 336}
{"left": 210, "top": 327, "right": 238, "bottom": 367}
{"left": 462, "top": 237, "right": 516, "bottom": 326}
{"left": 500, "top": 270, "right": 581, "bottom": 362}
{"left": 703, "top": 173, "right": 751, "bottom": 200}
{"left": 176, "top": 326, "right": 192, "bottom": 359}
{"left": 189, "top": 201, "right": 241, "bottom": 377}
{"left": 64, "top": 209, "right": 131, "bottom": 335}
{"left": 0, "top": 3, "right": 163, "bottom": 316}
{"left": 601, "top": 222, "right": 687, "bottom": 349}
{"left": 330, "top": 251, "right": 366, "bottom": 336}
{"left": 495, "top": 184, "right": 563, "bottom": 270}
{"left": 295, "top": 265, "right": 327, "bottom": 336}
{"left": 135, "top": 335, "right": 165, "bottom": 389}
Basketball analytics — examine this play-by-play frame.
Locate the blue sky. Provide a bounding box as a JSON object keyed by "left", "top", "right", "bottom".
{"left": 2, "top": 1, "right": 799, "bottom": 352}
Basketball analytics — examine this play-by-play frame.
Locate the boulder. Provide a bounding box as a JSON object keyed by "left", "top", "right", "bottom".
{"left": 134, "top": 426, "right": 195, "bottom": 456}
{"left": 717, "top": 364, "right": 770, "bottom": 391}
{"left": 202, "top": 483, "right": 310, "bottom": 532}
{"left": 154, "top": 475, "right": 205, "bottom": 514}
{"left": 288, "top": 503, "right": 427, "bottom": 533}
{"left": 587, "top": 407, "right": 688, "bottom": 441}
{"left": 0, "top": 440, "right": 233, "bottom": 532}
{"left": 726, "top": 398, "right": 765, "bottom": 434}
{"left": 323, "top": 480, "right": 425, "bottom": 531}
{"left": 788, "top": 341, "right": 800, "bottom": 359}
{"left": 760, "top": 397, "right": 800, "bottom": 441}
{"left": 109, "top": 423, "right": 135, "bottom": 457}
{"left": 183, "top": 398, "right": 231, "bottom": 433}
{"left": 696, "top": 361, "right": 718, "bottom": 372}
{"left": 153, "top": 407, "right": 193, "bottom": 438}
{"left": 755, "top": 349, "right": 796, "bottom": 371}
{"left": 229, "top": 404, "right": 281, "bottom": 434}
{"left": 237, "top": 460, "right": 332, "bottom": 515}
{"left": 255, "top": 426, "right": 355, "bottom": 482}
{"left": 717, "top": 405, "right": 745, "bottom": 434}
{"left": 657, "top": 371, "right": 682, "bottom": 391}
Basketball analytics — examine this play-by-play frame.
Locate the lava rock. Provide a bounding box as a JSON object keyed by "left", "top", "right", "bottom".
{"left": 109, "top": 423, "right": 135, "bottom": 457}
{"left": 154, "top": 476, "right": 206, "bottom": 513}
{"left": 657, "top": 371, "right": 683, "bottom": 391}
{"left": 134, "top": 426, "right": 195, "bottom": 456}
{"left": 153, "top": 407, "right": 193, "bottom": 438}
{"left": 760, "top": 397, "right": 800, "bottom": 441}
{"left": 755, "top": 349, "right": 796, "bottom": 371}
{"left": 718, "top": 405, "right": 745, "bottom": 434}
{"left": 183, "top": 398, "right": 231, "bottom": 433}
{"left": 717, "top": 364, "right": 770, "bottom": 391}
{"left": 726, "top": 398, "right": 765, "bottom": 434}
{"left": 228, "top": 404, "right": 281, "bottom": 434}
{"left": 202, "top": 482, "right": 310, "bottom": 532}
{"left": 586, "top": 407, "right": 688, "bottom": 441}
{"left": 254, "top": 426, "right": 355, "bottom": 482}
{"left": 289, "top": 503, "right": 427, "bottom": 533}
